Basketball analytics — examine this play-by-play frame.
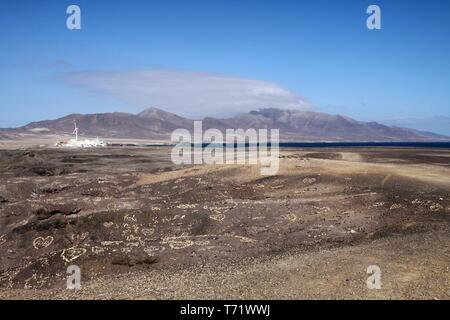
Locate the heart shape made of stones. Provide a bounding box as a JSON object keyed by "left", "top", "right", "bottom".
{"left": 61, "top": 247, "right": 87, "bottom": 262}
{"left": 33, "top": 236, "right": 54, "bottom": 250}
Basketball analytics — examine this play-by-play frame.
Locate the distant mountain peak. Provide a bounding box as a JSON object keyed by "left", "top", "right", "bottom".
{"left": 137, "top": 107, "right": 193, "bottom": 128}
{"left": 138, "top": 107, "right": 178, "bottom": 118}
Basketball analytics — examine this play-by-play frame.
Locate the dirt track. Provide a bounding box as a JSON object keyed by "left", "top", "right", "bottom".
{"left": 0, "top": 147, "right": 449, "bottom": 299}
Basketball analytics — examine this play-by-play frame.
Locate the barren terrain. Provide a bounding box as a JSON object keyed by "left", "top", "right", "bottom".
{"left": 0, "top": 146, "right": 449, "bottom": 299}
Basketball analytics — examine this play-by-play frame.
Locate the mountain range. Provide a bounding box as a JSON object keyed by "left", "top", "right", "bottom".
{"left": 1, "top": 107, "right": 449, "bottom": 142}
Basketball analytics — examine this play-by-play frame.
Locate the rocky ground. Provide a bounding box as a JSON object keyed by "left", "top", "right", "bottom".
{"left": 0, "top": 147, "right": 449, "bottom": 299}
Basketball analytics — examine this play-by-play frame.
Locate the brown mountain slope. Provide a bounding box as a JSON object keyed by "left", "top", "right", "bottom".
{"left": 3, "top": 107, "right": 448, "bottom": 142}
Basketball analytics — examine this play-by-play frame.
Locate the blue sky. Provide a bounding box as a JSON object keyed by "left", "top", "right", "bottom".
{"left": 1, "top": 0, "right": 450, "bottom": 134}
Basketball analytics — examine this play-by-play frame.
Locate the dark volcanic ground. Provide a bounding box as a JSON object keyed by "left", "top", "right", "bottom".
{"left": 0, "top": 147, "right": 449, "bottom": 299}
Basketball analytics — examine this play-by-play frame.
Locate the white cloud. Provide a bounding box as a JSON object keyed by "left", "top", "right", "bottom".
{"left": 62, "top": 69, "right": 311, "bottom": 118}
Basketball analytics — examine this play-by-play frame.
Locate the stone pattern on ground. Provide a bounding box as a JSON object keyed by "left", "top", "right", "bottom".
{"left": 0, "top": 148, "right": 449, "bottom": 292}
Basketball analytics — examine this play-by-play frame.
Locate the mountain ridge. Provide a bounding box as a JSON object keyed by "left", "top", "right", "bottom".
{"left": 1, "top": 107, "right": 449, "bottom": 142}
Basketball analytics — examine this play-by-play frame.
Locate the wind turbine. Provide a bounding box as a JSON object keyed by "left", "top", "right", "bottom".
{"left": 73, "top": 121, "right": 78, "bottom": 141}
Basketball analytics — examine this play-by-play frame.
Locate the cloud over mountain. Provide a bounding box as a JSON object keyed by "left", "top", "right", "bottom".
{"left": 62, "top": 69, "right": 311, "bottom": 119}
